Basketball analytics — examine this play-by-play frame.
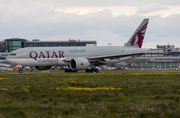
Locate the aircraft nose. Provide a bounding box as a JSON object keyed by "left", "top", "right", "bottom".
{"left": 6, "top": 58, "right": 11, "bottom": 63}
{"left": 6, "top": 56, "right": 16, "bottom": 64}
{"left": 6, "top": 56, "right": 9, "bottom": 61}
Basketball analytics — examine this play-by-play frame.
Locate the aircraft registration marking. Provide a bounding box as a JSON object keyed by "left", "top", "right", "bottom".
{"left": 70, "top": 49, "right": 85, "bottom": 53}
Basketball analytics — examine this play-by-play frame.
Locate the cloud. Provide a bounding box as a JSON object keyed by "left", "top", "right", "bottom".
{"left": 31, "top": 0, "right": 180, "bottom": 6}
{"left": 136, "top": 3, "right": 169, "bottom": 14}
{"left": 43, "top": 30, "right": 124, "bottom": 46}
{"left": 0, "top": 0, "right": 180, "bottom": 48}
{"left": 1, "top": 0, "right": 180, "bottom": 18}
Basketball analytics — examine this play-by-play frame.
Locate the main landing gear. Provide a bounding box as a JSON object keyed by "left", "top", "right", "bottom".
{"left": 64, "top": 69, "right": 78, "bottom": 73}
{"left": 85, "top": 68, "right": 99, "bottom": 73}
{"left": 64, "top": 68, "right": 99, "bottom": 73}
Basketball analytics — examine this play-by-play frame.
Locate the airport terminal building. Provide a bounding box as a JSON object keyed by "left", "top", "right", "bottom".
{"left": 0, "top": 38, "right": 97, "bottom": 53}
{"left": 127, "top": 45, "right": 180, "bottom": 69}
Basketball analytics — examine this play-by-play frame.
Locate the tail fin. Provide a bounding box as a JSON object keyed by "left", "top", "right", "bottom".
{"left": 125, "top": 18, "right": 149, "bottom": 48}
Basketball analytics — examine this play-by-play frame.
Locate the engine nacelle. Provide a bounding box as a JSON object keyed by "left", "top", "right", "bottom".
{"left": 34, "top": 66, "right": 52, "bottom": 70}
{"left": 69, "top": 58, "right": 90, "bottom": 70}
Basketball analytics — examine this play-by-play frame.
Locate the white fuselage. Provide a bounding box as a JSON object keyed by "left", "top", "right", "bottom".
{"left": 6, "top": 46, "right": 146, "bottom": 66}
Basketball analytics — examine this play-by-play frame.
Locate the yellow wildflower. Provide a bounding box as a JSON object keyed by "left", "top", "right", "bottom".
{"left": 70, "top": 81, "right": 75, "bottom": 84}
{"left": 82, "top": 106, "right": 86, "bottom": 110}
{"left": 55, "top": 87, "right": 61, "bottom": 91}
{"left": 119, "top": 93, "right": 124, "bottom": 98}
{"left": 83, "top": 80, "right": 89, "bottom": 83}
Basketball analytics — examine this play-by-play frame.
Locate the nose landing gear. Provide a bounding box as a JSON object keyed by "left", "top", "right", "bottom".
{"left": 18, "top": 69, "right": 23, "bottom": 73}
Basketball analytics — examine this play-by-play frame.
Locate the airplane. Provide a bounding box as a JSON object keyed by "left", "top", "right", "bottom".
{"left": 6, "top": 18, "right": 152, "bottom": 73}
{"left": 0, "top": 63, "right": 11, "bottom": 70}
{"left": 0, "top": 63, "right": 11, "bottom": 67}
{"left": 0, "top": 62, "right": 14, "bottom": 70}
{"left": 0, "top": 63, "right": 21, "bottom": 71}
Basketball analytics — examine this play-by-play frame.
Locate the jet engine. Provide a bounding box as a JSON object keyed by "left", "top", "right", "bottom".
{"left": 69, "top": 58, "right": 90, "bottom": 70}
{"left": 34, "top": 66, "right": 52, "bottom": 70}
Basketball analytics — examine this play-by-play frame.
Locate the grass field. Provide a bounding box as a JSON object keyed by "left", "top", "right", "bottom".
{"left": 0, "top": 70, "right": 180, "bottom": 118}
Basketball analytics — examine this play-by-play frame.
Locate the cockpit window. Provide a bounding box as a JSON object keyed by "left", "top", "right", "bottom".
{"left": 9, "top": 53, "right": 16, "bottom": 56}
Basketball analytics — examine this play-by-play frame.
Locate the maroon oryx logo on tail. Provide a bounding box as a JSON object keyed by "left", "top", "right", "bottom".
{"left": 130, "top": 23, "right": 148, "bottom": 48}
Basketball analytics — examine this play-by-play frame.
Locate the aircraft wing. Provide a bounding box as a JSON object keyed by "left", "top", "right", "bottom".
{"left": 63, "top": 50, "right": 162, "bottom": 61}
{"left": 88, "top": 50, "right": 160, "bottom": 60}
{"left": 88, "top": 52, "right": 144, "bottom": 60}
{"left": 0, "top": 63, "right": 11, "bottom": 67}
{"left": 62, "top": 52, "right": 144, "bottom": 61}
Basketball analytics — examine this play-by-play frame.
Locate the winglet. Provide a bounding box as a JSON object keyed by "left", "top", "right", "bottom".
{"left": 125, "top": 18, "right": 149, "bottom": 48}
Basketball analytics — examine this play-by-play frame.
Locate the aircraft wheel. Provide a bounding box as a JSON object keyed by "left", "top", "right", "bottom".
{"left": 86, "top": 69, "right": 93, "bottom": 73}
{"left": 94, "top": 68, "right": 99, "bottom": 73}
{"left": 19, "top": 70, "right": 23, "bottom": 73}
{"left": 85, "top": 69, "right": 90, "bottom": 72}
{"left": 65, "top": 69, "right": 77, "bottom": 73}
{"left": 93, "top": 68, "right": 99, "bottom": 73}
{"left": 86, "top": 68, "right": 99, "bottom": 73}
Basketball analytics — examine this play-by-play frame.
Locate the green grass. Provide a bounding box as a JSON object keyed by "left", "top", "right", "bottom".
{"left": 0, "top": 70, "right": 180, "bottom": 117}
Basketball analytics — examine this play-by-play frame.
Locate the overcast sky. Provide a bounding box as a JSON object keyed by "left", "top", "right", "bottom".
{"left": 0, "top": 0, "right": 180, "bottom": 48}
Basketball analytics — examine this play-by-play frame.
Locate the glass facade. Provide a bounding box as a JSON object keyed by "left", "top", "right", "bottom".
{"left": 133, "top": 62, "right": 180, "bottom": 69}
{"left": 24, "top": 42, "right": 87, "bottom": 47}
{"left": 5, "top": 39, "right": 25, "bottom": 52}
{"left": 0, "top": 42, "right": 5, "bottom": 52}
{"left": 129, "top": 57, "right": 180, "bottom": 69}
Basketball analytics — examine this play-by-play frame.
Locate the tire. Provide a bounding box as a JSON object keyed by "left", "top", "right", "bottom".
{"left": 86, "top": 69, "right": 90, "bottom": 72}
{"left": 86, "top": 69, "right": 99, "bottom": 73}
{"left": 19, "top": 70, "right": 22, "bottom": 73}
{"left": 65, "top": 69, "right": 77, "bottom": 73}
{"left": 95, "top": 69, "right": 99, "bottom": 73}
{"left": 86, "top": 69, "right": 93, "bottom": 73}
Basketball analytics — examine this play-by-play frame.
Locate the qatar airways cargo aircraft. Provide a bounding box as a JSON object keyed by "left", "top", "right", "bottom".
{"left": 6, "top": 18, "right": 151, "bottom": 73}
